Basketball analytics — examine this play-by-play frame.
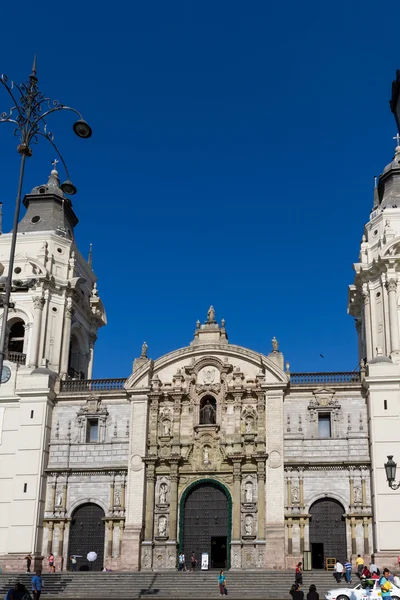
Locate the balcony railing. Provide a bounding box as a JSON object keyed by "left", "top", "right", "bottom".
{"left": 6, "top": 351, "right": 26, "bottom": 365}
{"left": 290, "top": 371, "right": 361, "bottom": 385}
{"left": 60, "top": 378, "right": 126, "bottom": 393}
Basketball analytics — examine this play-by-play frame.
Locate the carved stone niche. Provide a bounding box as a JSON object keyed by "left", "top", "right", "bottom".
{"left": 241, "top": 405, "right": 257, "bottom": 441}
{"left": 159, "top": 407, "right": 173, "bottom": 440}
{"left": 242, "top": 514, "right": 256, "bottom": 540}
{"left": 241, "top": 476, "right": 257, "bottom": 507}
{"left": 192, "top": 428, "right": 225, "bottom": 471}
{"left": 154, "top": 514, "right": 168, "bottom": 541}
{"left": 155, "top": 476, "right": 170, "bottom": 510}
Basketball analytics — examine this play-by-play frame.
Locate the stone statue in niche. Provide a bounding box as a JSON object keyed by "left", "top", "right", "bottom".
{"left": 200, "top": 399, "right": 216, "bottom": 424}
{"left": 158, "top": 516, "right": 167, "bottom": 537}
{"left": 354, "top": 486, "right": 362, "bottom": 503}
{"left": 245, "top": 482, "right": 253, "bottom": 503}
{"left": 245, "top": 515, "right": 253, "bottom": 535}
{"left": 56, "top": 493, "right": 63, "bottom": 507}
{"left": 159, "top": 483, "right": 168, "bottom": 504}
{"left": 114, "top": 490, "right": 121, "bottom": 506}
{"left": 203, "top": 446, "right": 210, "bottom": 464}
{"left": 245, "top": 416, "right": 255, "bottom": 433}
{"left": 291, "top": 487, "right": 299, "bottom": 503}
{"left": 163, "top": 420, "right": 171, "bottom": 436}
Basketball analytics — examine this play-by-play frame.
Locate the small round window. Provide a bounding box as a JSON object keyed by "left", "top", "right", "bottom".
{"left": 57, "top": 247, "right": 63, "bottom": 254}
{"left": 31, "top": 215, "right": 41, "bottom": 224}
{"left": 14, "top": 267, "right": 21, "bottom": 274}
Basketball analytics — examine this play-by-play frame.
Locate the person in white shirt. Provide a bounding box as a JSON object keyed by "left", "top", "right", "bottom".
{"left": 393, "top": 573, "right": 400, "bottom": 588}
{"left": 334, "top": 562, "right": 344, "bottom": 583}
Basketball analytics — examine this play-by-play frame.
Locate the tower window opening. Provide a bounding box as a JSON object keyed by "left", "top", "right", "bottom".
{"left": 30, "top": 410, "right": 34, "bottom": 419}
{"left": 86, "top": 419, "right": 99, "bottom": 443}
{"left": 384, "top": 400, "right": 388, "bottom": 410}
{"left": 8, "top": 321, "right": 25, "bottom": 355}
{"left": 23, "top": 483, "right": 27, "bottom": 493}
{"left": 318, "top": 413, "right": 331, "bottom": 438}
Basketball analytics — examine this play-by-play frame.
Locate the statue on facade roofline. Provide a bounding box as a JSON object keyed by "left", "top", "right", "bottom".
{"left": 207, "top": 305, "right": 215, "bottom": 322}
{"left": 272, "top": 336, "right": 279, "bottom": 352}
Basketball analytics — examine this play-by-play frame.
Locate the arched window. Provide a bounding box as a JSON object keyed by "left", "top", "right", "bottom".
{"left": 7, "top": 320, "right": 25, "bottom": 357}
{"left": 199, "top": 395, "right": 217, "bottom": 424}
{"left": 68, "top": 333, "right": 88, "bottom": 379}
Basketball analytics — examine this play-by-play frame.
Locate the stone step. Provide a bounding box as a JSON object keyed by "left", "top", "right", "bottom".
{"left": 0, "top": 571, "right": 350, "bottom": 599}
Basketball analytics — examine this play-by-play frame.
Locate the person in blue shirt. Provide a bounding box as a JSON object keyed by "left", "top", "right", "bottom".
{"left": 32, "top": 570, "right": 43, "bottom": 600}
{"left": 344, "top": 560, "right": 352, "bottom": 583}
{"left": 379, "top": 568, "right": 392, "bottom": 600}
{"left": 5, "top": 582, "right": 30, "bottom": 600}
{"left": 218, "top": 570, "right": 227, "bottom": 596}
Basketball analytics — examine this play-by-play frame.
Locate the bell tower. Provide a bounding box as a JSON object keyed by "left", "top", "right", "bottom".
{"left": 0, "top": 164, "right": 107, "bottom": 378}
{"left": 349, "top": 139, "right": 400, "bottom": 364}
{"left": 348, "top": 139, "right": 400, "bottom": 562}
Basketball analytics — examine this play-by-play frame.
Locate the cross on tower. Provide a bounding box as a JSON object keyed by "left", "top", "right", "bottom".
{"left": 393, "top": 133, "right": 400, "bottom": 148}
{"left": 51, "top": 158, "right": 59, "bottom": 170}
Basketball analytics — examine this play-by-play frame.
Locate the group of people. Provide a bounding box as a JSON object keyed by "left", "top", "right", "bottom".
{"left": 178, "top": 552, "right": 197, "bottom": 571}
{"left": 24, "top": 554, "right": 55, "bottom": 574}
{"left": 290, "top": 583, "right": 319, "bottom": 600}
{"left": 332, "top": 555, "right": 400, "bottom": 588}
{"left": 5, "top": 571, "right": 42, "bottom": 600}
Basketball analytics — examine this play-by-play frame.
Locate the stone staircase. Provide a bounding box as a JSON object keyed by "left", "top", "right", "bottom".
{"left": 0, "top": 570, "right": 348, "bottom": 599}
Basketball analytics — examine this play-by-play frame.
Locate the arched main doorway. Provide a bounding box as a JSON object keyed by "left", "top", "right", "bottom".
{"left": 68, "top": 503, "right": 105, "bottom": 571}
{"left": 180, "top": 480, "right": 231, "bottom": 569}
{"left": 309, "top": 498, "right": 347, "bottom": 569}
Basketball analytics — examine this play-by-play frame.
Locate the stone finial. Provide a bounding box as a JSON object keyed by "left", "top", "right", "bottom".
{"left": 141, "top": 341, "right": 148, "bottom": 358}
{"left": 207, "top": 305, "right": 216, "bottom": 323}
{"left": 376, "top": 346, "right": 383, "bottom": 356}
{"left": 221, "top": 318, "right": 226, "bottom": 328}
{"left": 272, "top": 336, "right": 279, "bottom": 352}
{"left": 285, "top": 361, "right": 290, "bottom": 373}
{"left": 196, "top": 319, "right": 201, "bottom": 329}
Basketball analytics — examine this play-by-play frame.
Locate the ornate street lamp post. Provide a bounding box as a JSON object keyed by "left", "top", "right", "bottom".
{"left": 384, "top": 455, "right": 400, "bottom": 490}
{"left": 390, "top": 70, "right": 400, "bottom": 133}
{"left": 0, "top": 57, "right": 92, "bottom": 379}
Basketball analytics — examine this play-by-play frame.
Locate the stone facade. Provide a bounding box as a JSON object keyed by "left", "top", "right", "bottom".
{"left": 1, "top": 144, "right": 400, "bottom": 573}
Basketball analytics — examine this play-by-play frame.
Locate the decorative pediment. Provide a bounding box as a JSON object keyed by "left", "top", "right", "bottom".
{"left": 309, "top": 388, "right": 340, "bottom": 409}
{"left": 383, "top": 238, "right": 400, "bottom": 258}
{"left": 77, "top": 396, "right": 109, "bottom": 416}
{"left": 184, "top": 355, "right": 233, "bottom": 377}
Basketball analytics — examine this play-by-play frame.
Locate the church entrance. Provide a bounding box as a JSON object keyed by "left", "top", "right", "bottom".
{"left": 68, "top": 503, "right": 105, "bottom": 571}
{"left": 309, "top": 498, "right": 346, "bottom": 569}
{"left": 180, "top": 481, "right": 231, "bottom": 569}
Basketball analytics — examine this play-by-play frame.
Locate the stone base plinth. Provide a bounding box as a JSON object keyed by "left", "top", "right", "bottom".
{"left": 118, "top": 526, "right": 142, "bottom": 571}
{"left": 265, "top": 525, "right": 285, "bottom": 569}
{"left": 374, "top": 552, "right": 400, "bottom": 571}
{"left": 0, "top": 554, "right": 44, "bottom": 573}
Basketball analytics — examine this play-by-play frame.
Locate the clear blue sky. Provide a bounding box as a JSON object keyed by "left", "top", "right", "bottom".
{"left": 0, "top": 0, "right": 399, "bottom": 377}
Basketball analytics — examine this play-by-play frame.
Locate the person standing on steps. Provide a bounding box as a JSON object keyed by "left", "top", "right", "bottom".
{"left": 218, "top": 570, "right": 228, "bottom": 596}
{"left": 178, "top": 552, "right": 185, "bottom": 571}
{"left": 295, "top": 562, "right": 303, "bottom": 585}
{"left": 31, "top": 570, "right": 43, "bottom": 600}
{"left": 190, "top": 551, "right": 197, "bottom": 571}
{"left": 24, "top": 554, "right": 32, "bottom": 573}
{"left": 334, "top": 561, "right": 344, "bottom": 583}
{"left": 344, "top": 559, "right": 353, "bottom": 583}
{"left": 356, "top": 555, "right": 364, "bottom": 578}
{"left": 70, "top": 555, "right": 77, "bottom": 572}
{"left": 48, "top": 553, "right": 55, "bottom": 573}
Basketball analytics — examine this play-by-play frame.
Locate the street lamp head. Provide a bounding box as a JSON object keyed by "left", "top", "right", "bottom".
{"left": 384, "top": 455, "right": 397, "bottom": 485}
{"left": 73, "top": 119, "right": 92, "bottom": 139}
{"left": 60, "top": 180, "right": 77, "bottom": 195}
{"left": 390, "top": 70, "right": 400, "bottom": 133}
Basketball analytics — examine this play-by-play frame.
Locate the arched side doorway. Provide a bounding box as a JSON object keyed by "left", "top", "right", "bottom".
{"left": 309, "top": 498, "right": 347, "bottom": 569}
{"left": 179, "top": 480, "right": 231, "bottom": 569}
{"left": 68, "top": 503, "right": 105, "bottom": 571}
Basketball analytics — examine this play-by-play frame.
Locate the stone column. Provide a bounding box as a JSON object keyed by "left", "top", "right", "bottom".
{"left": 109, "top": 478, "right": 115, "bottom": 513}
{"left": 361, "top": 472, "right": 367, "bottom": 506}
{"left": 168, "top": 461, "right": 179, "bottom": 542}
{"left": 87, "top": 335, "right": 97, "bottom": 380}
{"left": 107, "top": 521, "right": 114, "bottom": 558}
{"left": 231, "top": 457, "right": 243, "bottom": 569}
{"left": 257, "top": 457, "right": 266, "bottom": 540}
{"left": 287, "top": 477, "right": 292, "bottom": 507}
{"left": 349, "top": 470, "right": 355, "bottom": 505}
{"left": 363, "top": 518, "right": 370, "bottom": 555}
{"left": 362, "top": 289, "right": 373, "bottom": 360}
{"left": 350, "top": 518, "right": 357, "bottom": 555}
{"left": 387, "top": 278, "right": 400, "bottom": 354}
{"left": 299, "top": 469, "right": 305, "bottom": 507}
{"left": 50, "top": 481, "right": 57, "bottom": 513}
{"left": 28, "top": 296, "right": 45, "bottom": 368}
{"left": 144, "top": 460, "right": 156, "bottom": 540}
{"left": 299, "top": 518, "right": 305, "bottom": 553}
{"left": 287, "top": 519, "right": 293, "bottom": 555}
{"left": 119, "top": 520, "right": 125, "bottom": 557}
{"left": 58, "top": 521, "right": 65, "bottom": 557}
{"left": 60, "top": 300, "right": 73, "bottom": 378}
{"left": 47, "top": 522, "right": 54, "bottom": 555}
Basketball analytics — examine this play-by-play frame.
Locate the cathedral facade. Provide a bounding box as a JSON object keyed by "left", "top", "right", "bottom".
{"left": 0, "top": 146, "right": 400, "bottom": 573}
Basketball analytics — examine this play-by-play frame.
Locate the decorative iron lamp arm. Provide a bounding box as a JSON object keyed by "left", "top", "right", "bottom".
{"left": 384, "top": 455, "right": 400, "bottom": 490}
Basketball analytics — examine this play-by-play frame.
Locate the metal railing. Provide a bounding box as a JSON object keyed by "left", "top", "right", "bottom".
{"left": 60, "top": 378, "right": 126, "bottom": 393}
{"left": 290, "top": 372, "right": 361, "bottom": 385}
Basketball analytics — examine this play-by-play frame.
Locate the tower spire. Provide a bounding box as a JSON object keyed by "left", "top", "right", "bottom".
{"left": 30, "top": 54, "right": 37, "bottom": 82}
{"left": 88, "top": 243, "right": 93, "bottom": 268}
